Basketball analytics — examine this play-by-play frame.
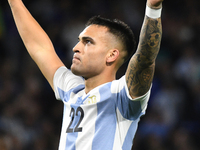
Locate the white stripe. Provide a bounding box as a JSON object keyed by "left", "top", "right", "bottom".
{"left": 116, "top": 108, "right": 132, "bottom": 145}
{"left": 112, "top": 112, "right": 122, "bottom": 150}
{"left": 75, "top": 104, "right": 98, "bottom": 150}
{"left": 111, "top": 76, "right": 125, "bottom": 94}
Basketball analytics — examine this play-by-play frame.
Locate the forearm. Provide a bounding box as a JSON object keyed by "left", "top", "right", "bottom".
{"left": 126, "top": 5, "right": 162, "bottom": 98}
{"left": 136, "top": 16, "right": 162, "bottom": 66}
{"left": 8, "top": 0, "right": 64, "bottom": 90}
{"left": 8, "top": 0, "right": 54, "bottom": 58}
{"left": 135, "top": 1, "right": 162, "bottom": 66}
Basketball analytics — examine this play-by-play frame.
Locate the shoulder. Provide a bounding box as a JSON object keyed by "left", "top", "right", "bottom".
{"left": 111, "top": 75, "right": 127, "bottom": 93}
{"left": 53, "top": 66, "right": 85, "bottom": 99}
{"left": 112, "top": 75, "right": 152, "bottom": 102}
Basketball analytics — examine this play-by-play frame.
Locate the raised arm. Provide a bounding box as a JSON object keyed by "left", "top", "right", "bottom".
{"left": 8, "top": 0, "right": 64, "bottom": 90}
{"left": 125, "top": 0, "right": 163, "bottom": 99}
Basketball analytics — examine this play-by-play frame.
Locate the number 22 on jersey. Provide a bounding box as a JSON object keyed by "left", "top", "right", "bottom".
{"left": 66, "top": 107, "right": 84, "bottom": 133}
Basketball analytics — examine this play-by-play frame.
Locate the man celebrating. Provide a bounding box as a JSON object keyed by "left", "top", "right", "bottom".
{"left": 7, "top": 0, "right": 163, "bottom": 149}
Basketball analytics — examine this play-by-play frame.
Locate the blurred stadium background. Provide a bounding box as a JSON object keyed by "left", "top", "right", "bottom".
{"left": 0, "top": 0, "right": 200, "bottom": 149}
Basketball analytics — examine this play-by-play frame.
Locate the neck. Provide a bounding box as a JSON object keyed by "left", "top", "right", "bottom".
{"left": 84, "top": 71, "right": 116, "bottom": 94}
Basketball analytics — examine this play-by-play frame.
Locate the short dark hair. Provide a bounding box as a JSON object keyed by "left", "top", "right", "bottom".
{"left": 86, "top": 16, "right": 137, "bottom": 63}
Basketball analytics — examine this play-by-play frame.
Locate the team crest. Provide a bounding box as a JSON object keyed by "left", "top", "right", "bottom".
{"left": 88, "top": 95, "right": 97, "bottom": 104}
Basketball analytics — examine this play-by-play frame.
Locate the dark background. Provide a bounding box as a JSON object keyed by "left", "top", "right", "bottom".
{"left": 0, "top": 0, "right": 200, "bottom": 149}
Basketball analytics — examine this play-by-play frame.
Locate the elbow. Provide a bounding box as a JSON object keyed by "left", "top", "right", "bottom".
{"left": 139, "top": 59, "right": 155, "bottom": 69}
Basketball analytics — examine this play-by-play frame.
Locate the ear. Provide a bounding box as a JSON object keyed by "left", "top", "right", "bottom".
{"left": 106, "top": 49, "right": 120, "bottom": 65}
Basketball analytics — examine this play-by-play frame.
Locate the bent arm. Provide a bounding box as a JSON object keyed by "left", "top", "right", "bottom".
{"left": 125, "top": 3, "right": 162, "bottom": 99}
{"left": 8, "top": 0, "right": 64, "bottom": 90}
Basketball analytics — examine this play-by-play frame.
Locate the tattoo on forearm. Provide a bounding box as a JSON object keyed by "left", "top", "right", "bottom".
{"left": 126, "top": 16, "right": 162, "bottom": 97}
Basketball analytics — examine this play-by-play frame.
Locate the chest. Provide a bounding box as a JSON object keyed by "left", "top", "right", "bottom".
{"left": 63, "top": 82, "right": 114, "bottom": 105}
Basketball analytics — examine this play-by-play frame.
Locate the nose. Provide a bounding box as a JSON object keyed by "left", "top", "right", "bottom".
{"left": 73, "top": 41, "right": 81, "bottom": 53}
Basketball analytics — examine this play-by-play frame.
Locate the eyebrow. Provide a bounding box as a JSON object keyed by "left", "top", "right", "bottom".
{"left": 79, "top": 36, "right": 95, "bottom": 43}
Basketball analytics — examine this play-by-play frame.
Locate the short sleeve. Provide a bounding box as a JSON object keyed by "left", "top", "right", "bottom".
{"left": 112, "top": 76, "right": 151, "bottom": 120}
{"left": 53, "top": 66, "right": 84, "bottom": 100}
{"left": 123, "top": 76, "right": 151, "bottom": 112}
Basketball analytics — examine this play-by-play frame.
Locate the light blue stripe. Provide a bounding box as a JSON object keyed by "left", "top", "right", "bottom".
{"left": 58, "top": 87, "right": 67, "bottom": 101}
{"left": 122, "top": 121, "right": 139, "bottom": 150}
{"left": 116, "top": 87, "right": 142, "bottom": 120}
{"left": 58, "top": 84, "right": 85, "bottom": 102}
{"left": 92, "top": 83, "right": 117, "bottom": 150}
{"left": 65, "top": 131, "right": 78, "bottom": 150}
{"left": 71, "top": 84, "right": 85, "bottom": 94}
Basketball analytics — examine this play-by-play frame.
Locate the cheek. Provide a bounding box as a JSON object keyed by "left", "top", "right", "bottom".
{"left": 85, "top": 53, "right": 106, "bottom": 70}
{"left": 90, "top": 53, "right": 106, "bottom": 64}
{"left": 84, "top": 46, "right": 108, "bottom": 66}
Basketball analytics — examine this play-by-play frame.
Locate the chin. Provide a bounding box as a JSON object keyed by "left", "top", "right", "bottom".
{"left": 71, "top": 66, "right": 77, "bottom": 74}
{"left": 71, "top": 66, "right": 81, "bottom": 76}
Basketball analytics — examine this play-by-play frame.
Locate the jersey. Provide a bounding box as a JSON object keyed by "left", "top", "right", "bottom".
{"left": 53, "top": 66, "right": 151, "bottom": 150}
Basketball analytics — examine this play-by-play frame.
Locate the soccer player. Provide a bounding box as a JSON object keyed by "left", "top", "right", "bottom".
{"left": 7, "top": 0, "right": 163, "bottom": 149}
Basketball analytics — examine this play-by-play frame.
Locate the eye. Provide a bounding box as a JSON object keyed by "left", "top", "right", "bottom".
{"left": 85, "top": 40, "right": 91, "bottom": 44}
{"left": 81, "top": 37, "right": 94, "bottom": 45}
{"left": 84, "top": 40, "right": 93, "bottom": 45}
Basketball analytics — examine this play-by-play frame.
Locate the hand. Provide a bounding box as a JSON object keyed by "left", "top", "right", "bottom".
{"left": 147, "top": 0, "right": 163, "bottom": 9}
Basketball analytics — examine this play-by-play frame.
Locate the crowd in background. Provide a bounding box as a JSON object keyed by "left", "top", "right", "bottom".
{"left": 0, "top": 0, "right": 200, "bottom": 149}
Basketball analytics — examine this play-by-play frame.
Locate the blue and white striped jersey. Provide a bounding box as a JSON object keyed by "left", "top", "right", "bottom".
{"left": 53, "top": 66, "right": 151, "bottom": 150}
